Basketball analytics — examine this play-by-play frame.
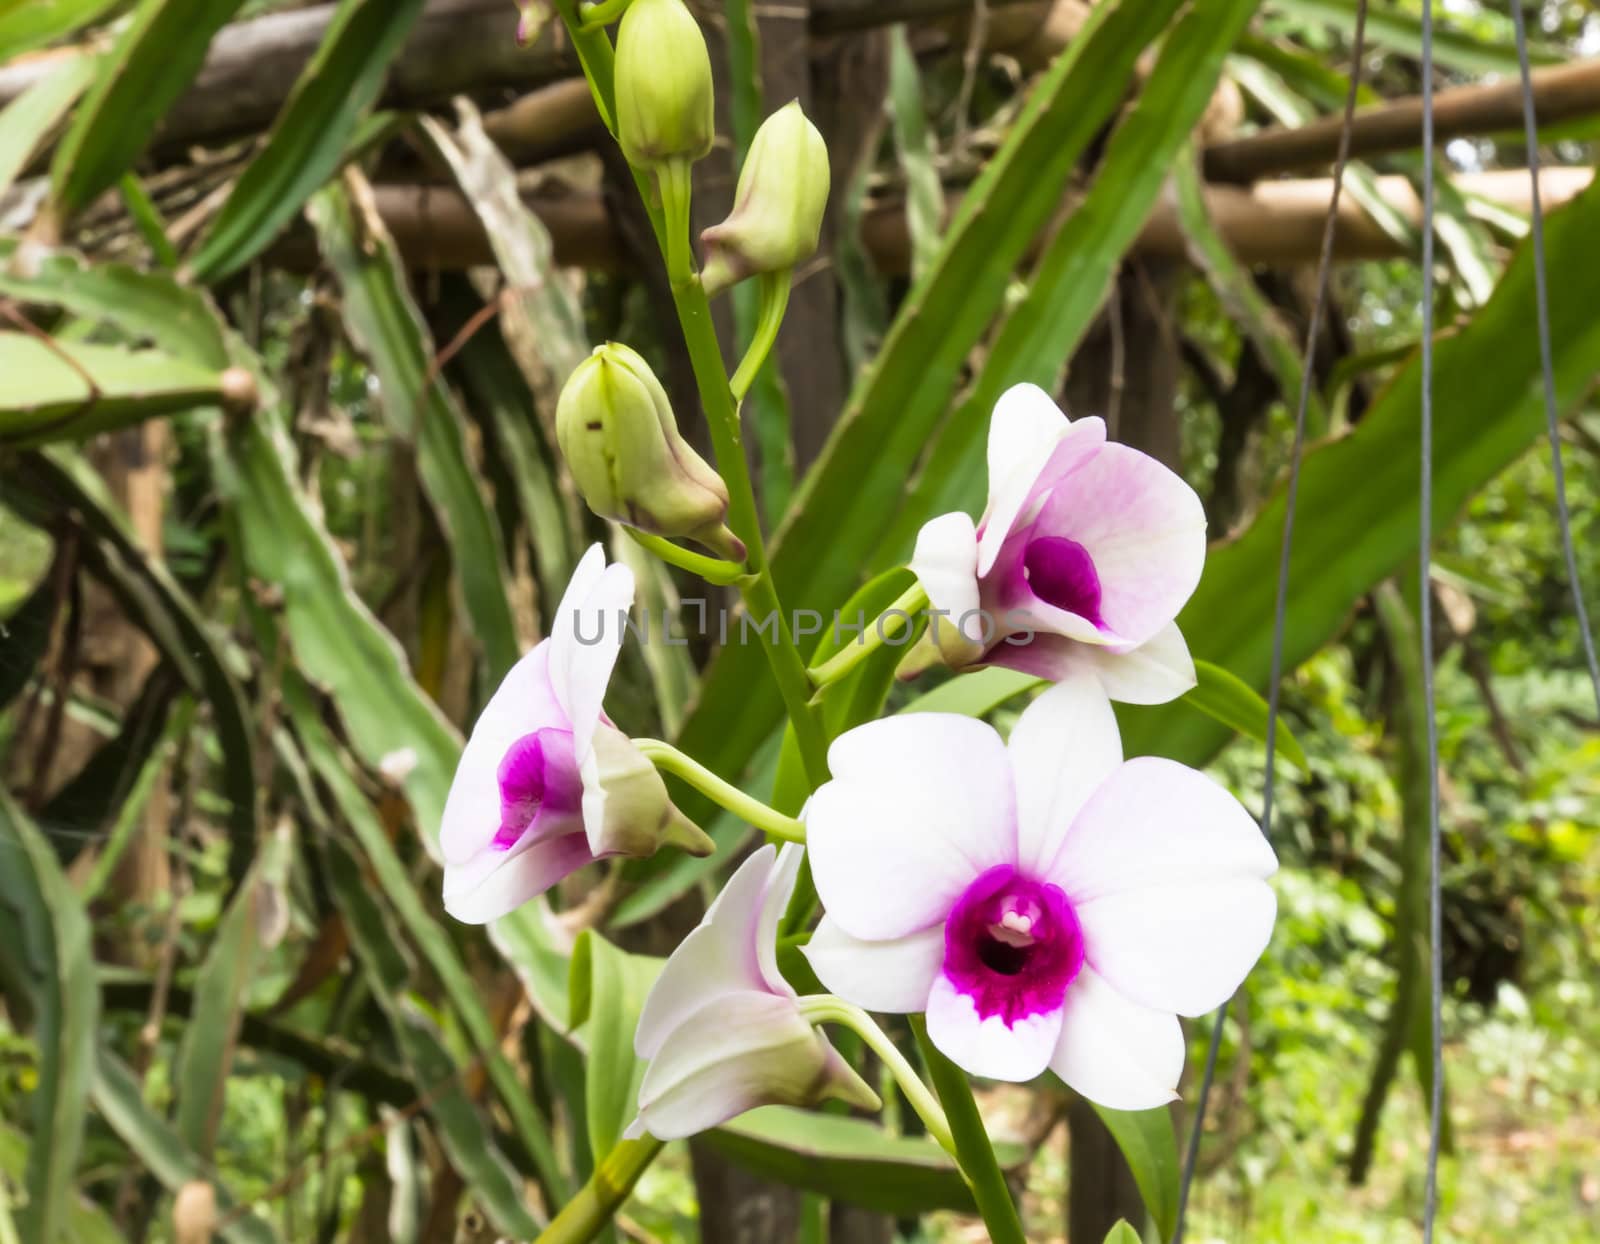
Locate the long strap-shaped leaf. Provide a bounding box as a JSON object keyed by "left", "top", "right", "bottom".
{"left": 187, "top": 0, "right": 427, "bottom": 281}
{"left": 309, "top": 174, "right": 522, "bottom": 683}
{"left": 0, "top": 790, "right": 97, "bottom": 1244}
{"left": 0, "top": 0, "right": 120, "bottom": 66}
{"left": 48, "top": 0, "right": 245, "bottom": 220}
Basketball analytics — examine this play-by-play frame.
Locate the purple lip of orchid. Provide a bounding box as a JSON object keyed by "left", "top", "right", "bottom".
{"left": 942, "top": 865, "right": 1085, "bottom": 1026}
{"left": 493, "top": 728, "right": 581, "bottom": 851}
{"left": 1020, "top": 535, "right": 1104, "bottom": 628}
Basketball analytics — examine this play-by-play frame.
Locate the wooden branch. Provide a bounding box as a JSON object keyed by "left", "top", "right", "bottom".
{"left": 1205, "top": 57, "right": 1600, "bottom": 183}
{"left": 0, "top": 0, "right": 1034, "bottom": 156}
{"left": 269, "top": 166, "right": 1591, "bottom": 273}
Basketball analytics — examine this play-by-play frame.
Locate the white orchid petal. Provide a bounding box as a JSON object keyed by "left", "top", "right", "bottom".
{"left": 441, "top": 831, "right": 593, "bottom": 925}
{"left": 1007, "top": 674, "right": 1123, "bottom": 876}
{"left": 549, "top": 550, "right": 636, "bottom": 762}
{"left": 924, "top": 973, "right": 1063, "bottom": 1082}
{"left": 756, "top": 844, "right": 806, "bottom": 996}
{"left": 438, "top": 641, "right": 565, "bottom": 865}
{"left": 911, "top": 512, "right": 986, "bottom": 662}
{"left": 802, "top": 917, "right": 945, "bottom": 1013}
{"left": 808, "top": 714, "right": 1015, "bottom": 940}
{"left": 634, "top": 845, "right": 777, "bottom": 1059}
{"left": 1049, "top": 967, "right": 1183, "bottom": 1111}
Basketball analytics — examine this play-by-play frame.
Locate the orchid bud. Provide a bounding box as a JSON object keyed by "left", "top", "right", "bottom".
{"left": 701, "top": 101, "right": 830, "bottom": 296}
{"left": 515, "top": 3, "right": 537, "bottom": 45}
{"left": 556, "top": 343, "right": 744, "bottom": 560}
{"left": 614, "top": 0, "right": 714, "bottom": 171}
{"left": 581, "top": 725, "right": 714, "bottom": 861}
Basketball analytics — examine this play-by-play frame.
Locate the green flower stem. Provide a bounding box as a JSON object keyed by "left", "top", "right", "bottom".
{"left": 626, "top": 529, "right": 749, "bottom": 586}
{"left": 667, "top": 271, "right": 831, "bottom": 785}
{"left": 533, "top": 1136, "right": 664, "bottom": 1244}
{"left": 807, "top": 581, "right": 929, "bottom": 690}
{"left": 657, "top": 159, "right": 695, "bottom": 286}
{"left": 729, "top": 270, "right": 792, "bottom": 402}
{"left": 634, "top": 738, "right": 805, "bottom": 842}
{"left": 799, "top": 997, "right": 957, "bottom": 1160}
{"left": 552, "top": 1, "right": 829, "bottom": 788}
{"left": 910, "top": 1017, "right": 1027, "bottom": 1244}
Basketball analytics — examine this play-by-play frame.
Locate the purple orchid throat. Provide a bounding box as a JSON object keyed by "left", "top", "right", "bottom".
{"left": 1022, "top": 535, "right": 1103, "bottom": 627}
{"left": 493, "top": 727, "right": 580, "bottom": 850}
{"left": 943, "top": 865, "right": 1084, "bottom": 1025}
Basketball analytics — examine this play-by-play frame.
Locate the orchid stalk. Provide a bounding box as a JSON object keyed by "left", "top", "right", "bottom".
{"left": 632, "top": 738, "right": 806, "bottom": 843}
{"left": 807, "top": 581, "right": 930, "bottom": 690}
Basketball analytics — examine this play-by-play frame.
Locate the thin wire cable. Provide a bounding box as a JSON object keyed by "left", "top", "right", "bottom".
{"left": 1509, "top": 1, "right": 1600, "bottom": 715}
{"left": 1419, "top": 1, "right": 1446, "bottom": 1239}
{"left": 1171, "top": 5, "right": 1370, "bottom": 1239}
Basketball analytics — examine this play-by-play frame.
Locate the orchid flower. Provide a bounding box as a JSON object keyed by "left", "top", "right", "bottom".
{"left": 802, "top": 673, "right": 1276, "bottom": 1110}
{"left": 441, "top": 545, "right": 711, "bottom": 924}
{"left": 907, "top": 383, "right": 1207, "bottom": 704}
{"left": 627, "top": 844, "right": 879, "bottom": 1141}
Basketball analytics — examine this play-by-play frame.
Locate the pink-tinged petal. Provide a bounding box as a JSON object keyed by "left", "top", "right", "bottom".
{"left": 439, "top": 641, "right": 566, "bottom": 865}
{"left": 548, "top": 547, "right": 636, "bottom": 761}
{"left": 635, "top": 845, "right": 777, "bottom": 1058}
{"left": 755, "top": 844, "right": 805, "bottom": 996}
{"left": 911, "top": 512, "right": 986, "bottom": 663}
{"left": 924, "top": 973, "right": 1063, "bottom": 1082}
{"left": 808, "top": 714, "right": 1016, "bottom": 940}
{"left": 978, "top": 390, "right": 1105, "bottom": 576}
{"left": 628, "top": 992, "right": 878, "bottom": 1141}
{"left": 802, "top": 917, "right": 944, "bottom": 1013}
{"left": 1048, "top": 967, "right": 1183, "bottom": 1111}
{"left": 1045, "top": 757, "right": 1277, "bottom": 901}
{"left": 442, "top": 830, "right": 593, "bottom": 924}
{"left": 1031, "top": 443, "right": 1205, "bottom": 647}
{"left": 1083, "top": 621, "right": 1196, "bottom": 705}
{"left": 1007, "top": 675, "right": 1122, "bottom": 877}
{"left": 1076, "top": 878, "right": 1277, "bottom": 1017}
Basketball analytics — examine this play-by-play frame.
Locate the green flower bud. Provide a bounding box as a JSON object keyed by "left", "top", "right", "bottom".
{"left": 582, "top": 724, "right": 715, "bottom": 861}
{"left": 701, "top": 101, "right": 830, "bottom": 296}
{"left": 556, "top": 342, "right": 743, "bottom": 559}
{"left": 614, "top": 0, "right": 715, "bottom": 170}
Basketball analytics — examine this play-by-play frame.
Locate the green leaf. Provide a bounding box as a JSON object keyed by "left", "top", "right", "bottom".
{"left": 568, "top": 931, "right": 661, "bottom": 1161}
{"left": 887, "top": 25, "right": 943, "bottom": 280}
{"left": 676, "top": 0, "right": 1186, "bottom": 780}
{"left": 209, "top": 399, "right": 461, "bottom": 840}
{"left": 316, "top": 830, "right": 543, "bottom": 1237}
{"left": 285, "top": 681, "right": 568, "bottom": 1200}
{"left": 1123, "top": 170, "right": 1600, "bottom": 767}
{"left": 0, "top": 240, "right": 231, "bottom": 366}
{"left": 309, "top": 176, "right": 521, "bottom": 682}
{"left": 1266, "top": 0, "right": 1564, "bottom": 76}
{"left": 0, "top": 789, "right": 98, "bottom": 1244}
{"left": 91, "top": 1050, "right": 280, "bottom": 1244}
{"left": 1182, "top": 659, "right": 1310, "bottom": 774}
{"left": 708, "top": 1106, "right": 1022, "bottom": 1217}
{"left": 0, "top": 0, "right": 119, "bottom": 64}
{"left": 0, "top": 335, "right": 227, "bottom": 446}
{"left": 899, "top": 668, "right": 1041, "bottom": 718}
{"left": 1091, "top": 1103, "right": 1180, "bottom": 1243}
{"left": 1102, "top": 1221, "right": 1142, "bottom": 1244}
{"left": 172, "top": 856, "right": 270, "bottom": 1158}
{"left": 187, "top": 0, "right": 427, "bottom": 281}
{"left": 48, "top": 0, "right": 246, "bottom": 218}
{"left": 0, "top": 1122, "right": 123, "bottom": 1243}
{"left": 0, "top": 54, "right": 95, "bottom": 196}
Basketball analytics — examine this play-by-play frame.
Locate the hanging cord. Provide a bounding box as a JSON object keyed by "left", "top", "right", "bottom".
{"left": 1171, "top": 4, "right": 1370, "bottom": 1239}
{"left": 1418, "top": 1, "right": 1445, "bottom": 1240}
{"left": 1509, "top": 2, "right": 1600, "bottom": 715}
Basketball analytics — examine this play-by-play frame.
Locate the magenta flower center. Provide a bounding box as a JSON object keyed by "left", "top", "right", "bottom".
{"left": 1022, "top": 536, "right": 1103, "bottom": 627}
{"left": 494, "top": 727, "right": 579, "bottom": 850}
{"left": 942, "top": 866, "right": 1084, "bottom": 1025}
